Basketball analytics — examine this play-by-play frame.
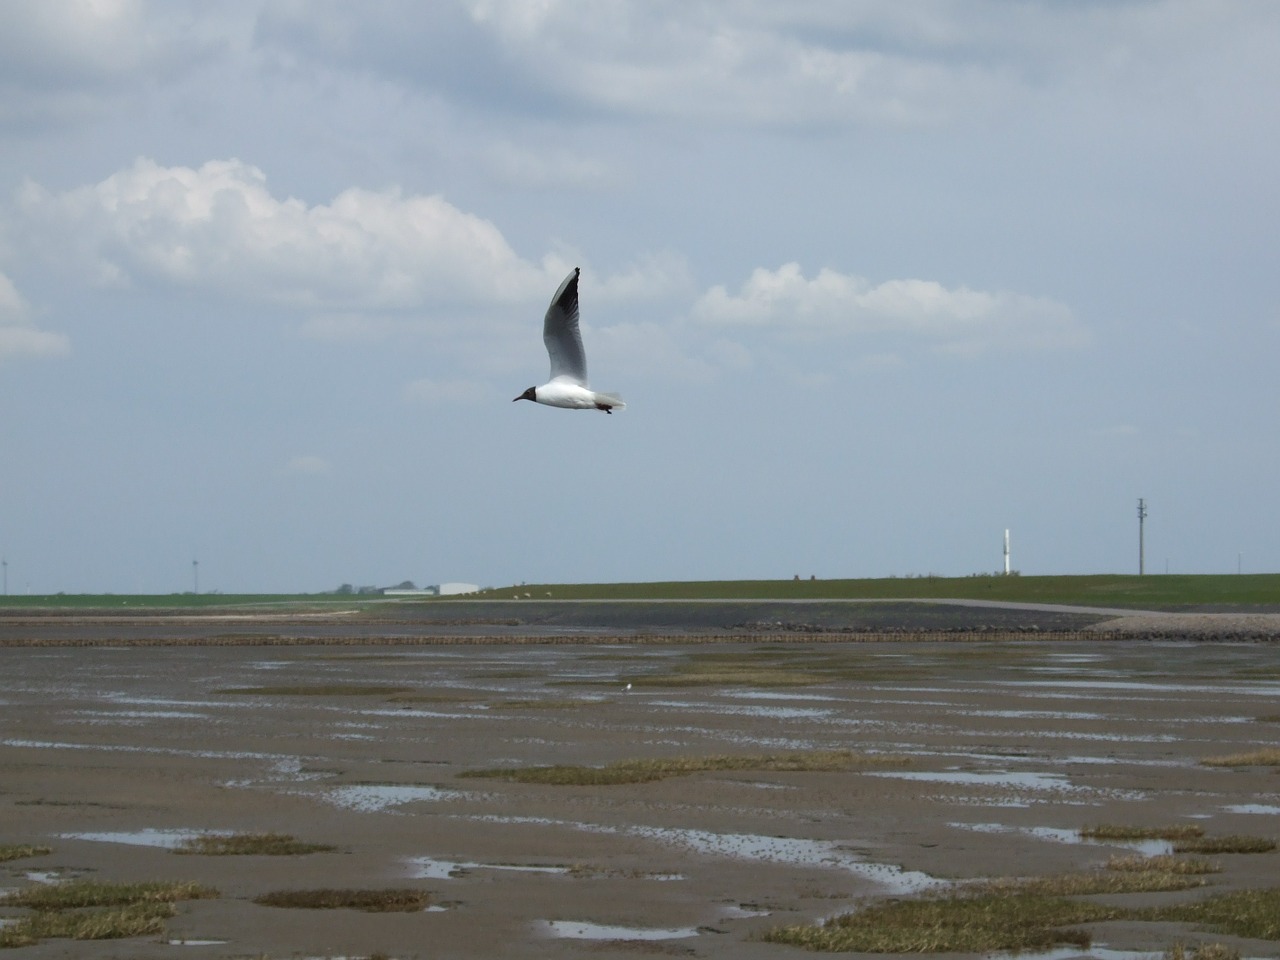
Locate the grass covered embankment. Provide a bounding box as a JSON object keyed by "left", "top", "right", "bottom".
{"left": 1, "top": 573, "right": 1276, "bottom": 612}
{"left": 472, "top": 573, "right": 1280, "bottom": 610}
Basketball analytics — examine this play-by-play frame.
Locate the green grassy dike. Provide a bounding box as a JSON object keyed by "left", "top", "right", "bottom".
{"left": 0, "top": 573, "right": 1277, "bottom": 611}
{"left": 472, "top": 573, "right": 1280, "bottom": 609}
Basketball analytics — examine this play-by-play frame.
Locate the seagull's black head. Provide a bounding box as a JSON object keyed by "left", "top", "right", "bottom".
{"left": 513, "top": 387, "right": 537, "bottom": 403}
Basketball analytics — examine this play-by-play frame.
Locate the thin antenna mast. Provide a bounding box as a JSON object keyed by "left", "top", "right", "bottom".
{"left": 1137, "top": 499, "right": 1147, "bottom": 575}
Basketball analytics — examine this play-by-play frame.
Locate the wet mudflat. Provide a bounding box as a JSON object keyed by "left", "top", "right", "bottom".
{"left": 2, "top": 636, "right": 1279, "bottom": 959}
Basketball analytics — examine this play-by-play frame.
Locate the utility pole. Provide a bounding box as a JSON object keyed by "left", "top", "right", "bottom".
{"left": 193, "top": 559, "right": 199, "bottom": 596}
{"left": 1137, "top": 498, "right": 1147, "bottom": 575}
{"left": 2, "top": 559, "right": 6, "bottom": 597}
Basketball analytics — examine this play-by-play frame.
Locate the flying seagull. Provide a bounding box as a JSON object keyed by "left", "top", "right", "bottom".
{"left": 514, "top": 267, "right": 625, "bottom": 414}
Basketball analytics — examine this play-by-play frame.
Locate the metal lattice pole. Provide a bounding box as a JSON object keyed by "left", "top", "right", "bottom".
{"left": 1137, "top": 499, "right": 1147, "bottom": 575}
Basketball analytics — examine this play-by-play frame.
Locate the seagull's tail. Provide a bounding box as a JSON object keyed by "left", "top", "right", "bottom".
{"left": 595, "top": 392, "right": 625, "bottom": 412}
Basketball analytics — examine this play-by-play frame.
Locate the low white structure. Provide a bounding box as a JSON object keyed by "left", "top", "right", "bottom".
{"left": 438, "top": 582, "right": 480, "bottom": 596}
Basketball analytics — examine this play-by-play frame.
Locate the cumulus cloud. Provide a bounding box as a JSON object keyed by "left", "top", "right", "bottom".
{"left": 693, "top": 262, "right": 1087, "bottom": 355}
{"left": 15, "top": 156, "right": 563, "bottom": 311}
{"left": 252, "top": 2, "right": 1279, "bottom": 131}
{"left": 15, "top": 157, "right": 693, "bottom": 330}
{"left": 0, "top": 1, "right": 234, "bottom": 128}
{"left": 0, "top": 271, "right": 69, "bottom": 361}
{"left": 258, "top": 1, "right": 1009, "bottom": 128}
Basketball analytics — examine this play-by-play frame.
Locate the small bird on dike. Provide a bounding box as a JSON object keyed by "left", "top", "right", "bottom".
{"left": 513, "top": 267, "right": 625, "bottom": 414}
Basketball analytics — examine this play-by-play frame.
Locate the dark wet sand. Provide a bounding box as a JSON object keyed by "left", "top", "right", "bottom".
{"left": 2, "top": 604, "right": 1279, "bottom": 958}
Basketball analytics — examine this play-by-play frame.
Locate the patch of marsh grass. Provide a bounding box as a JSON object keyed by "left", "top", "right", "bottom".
{"left": 1151, "top": 887, "right": 1280, "bottom": 940}
{"left": 253, "top": 888, "right": 430, "bottom": 912}
{"left": 215, "top": 684, "right": 413, "bottom": 697}
{"left": 1201, "top": 747, "right": 1280, "bottom": 767}
{"left": 1081, "top": 823, "right": 1204, "bottom": 841}
{"left": 0, "top": 902, "right": 174, "bottom": 947}
{"left": 983, "top": 866, "right": 1208, "bottom": 897}
{"left": 0, "top": 844, "right": 51, "bottom": 863}
{"left": 2, "top": 879, "right": 215, "bottom": 911}
{"left": 174, "top": 832, "right": 335, "bottom": 856}
{"left": 762, "top": 865, "right": 1212, "bottom": 953}
{"left": 763, "top": 891, "right": 1115, "bottom": 953}
{"left": 0, "top": 879, "right": 216, "bottom": 949}
{"left": 14, "top": 799, "right": 121, "bottom": 808}
{"left": 461, "top": 749, "right": 913, "bottom": 785}
{"left": 1106, "top": 854, "right": 1221, "bottom": 875}
{"left": 1173, "top": 835, "right": 1276, "bottom": 855}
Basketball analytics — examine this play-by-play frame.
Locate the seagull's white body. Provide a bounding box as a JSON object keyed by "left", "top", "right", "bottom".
{"left": 514, "top": 267, "right": 625, "bottom": 414}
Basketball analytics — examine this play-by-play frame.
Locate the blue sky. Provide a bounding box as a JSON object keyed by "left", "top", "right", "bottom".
{"left": 1, "top": 2, "right": 1277, "bottom": 594}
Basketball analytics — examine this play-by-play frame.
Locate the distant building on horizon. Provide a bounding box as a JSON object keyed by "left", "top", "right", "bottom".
{"left": 370, "top": 581, "right": 482, "bottom": 597}
{"left": 438, "top": 582, "right": 480, "bottom": 596}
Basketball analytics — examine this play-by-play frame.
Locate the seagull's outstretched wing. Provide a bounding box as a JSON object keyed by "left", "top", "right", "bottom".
{"left": 543, "top": 267, "right": 588, "bottom": 385}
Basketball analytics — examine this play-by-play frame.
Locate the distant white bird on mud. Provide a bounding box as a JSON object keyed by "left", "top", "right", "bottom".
{"left": 513, "top": 267, "right": 625, "bottom": 414}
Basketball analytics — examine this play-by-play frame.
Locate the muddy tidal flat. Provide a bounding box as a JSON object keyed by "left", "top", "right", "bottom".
{"left": 2, "top": 606, "right": 1280, "bottom": 958}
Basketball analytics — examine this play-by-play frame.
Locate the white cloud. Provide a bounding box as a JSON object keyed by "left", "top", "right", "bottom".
{"left": 590, "top": 251, "right": 695, "bottom": 304}
{"left": 15, "top": 157, "right": 696, "bottom": 338}
{"left": 0, "top": 271, "right": 69, "bottom": 360}
{"left": 0, "top": 1, "right": 237, "bottom": 128}
{"left": 693, "top": 262, "right": 1087, "bottom": 355}
{"left": 16, "top": 156, "right": 561, "bottom": 312}
{"left": 253, "top": 3, "right": 1280, "bottom": 131}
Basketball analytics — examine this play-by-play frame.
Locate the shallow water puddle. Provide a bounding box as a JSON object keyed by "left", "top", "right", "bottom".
{"left": 409, "top": 857, "right": 571, "bottom": 880}
{"left": 1224, "top": 803, "right": 1280, "bottom": 815}
{"left": 323, "top": 784, "right": 465, "bottom": 812}
{"left": 358, "top": 706, "right": 496, "bottom": 721}
{"left": 721, "top": 903, "right": 770, "bottom": 918}
{"left": 993, "top": 946, "right": 1166, "bottom": 960}
{"left": 3, "top": 738, "right": 316, "bottom": 778}
{"left": 60, "top": 828, "right": 219, "bottom": 848}
{"left": 998, "top": 679, "right": 1280, "bottom": 697}
{"left": 541, "top": 919, "right": 699, "bottom": 941}
{"left": 952, "top": 822, "right": 1173, "bottom": 856}
{"left": 75, "top": 708, "right": 212, "bottom": 721}
{"left": 649, "top": 700, "right": 834, "bottom": 720}
{"left": 960, "top": 709, "right": 1104, "bottom": 720}
{"left": 106, "top": 695, "right": 245, "bottom": 710}
{"left": 869, "top": 769, "right": 1074, "bottom": 791}
{"left": 462, "top": 815, "right": 943, "bottom": 894}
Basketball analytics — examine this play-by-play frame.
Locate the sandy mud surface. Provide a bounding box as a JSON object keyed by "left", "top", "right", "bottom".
{"left": 2, "top": 607, "right": 1279, "bottom": 958}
